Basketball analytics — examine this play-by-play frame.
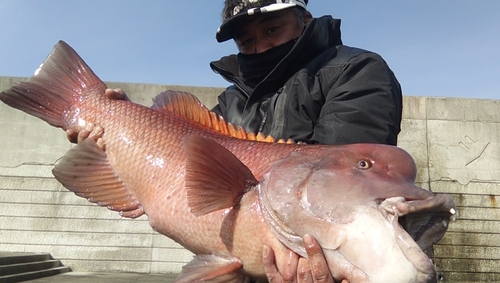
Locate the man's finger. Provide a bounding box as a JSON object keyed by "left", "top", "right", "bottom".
{"left": 88, "top": 125, "right": 104, "bottom": 140}
{"left": 77, "top": 129, "right": 91, "bottom": 143}
{"left": 281, "top": 248, "right": 299, "bottom": 283}
{"left": 262, "top": 245, "right": 300, "bottom": 283}
{"left": 66, "top": 129, "right": 78, "bottom": 144}
{"left": 303, "top": 234, "right": 334, "bottom": 283}
{"left": 297, "top": 257, "right": 313, "bottom": 283}
{"left": 105, "top": 88, "right": 130, "bottom": 101}
{"left": 262, "top": 245, "right": 282, "bottom": 283}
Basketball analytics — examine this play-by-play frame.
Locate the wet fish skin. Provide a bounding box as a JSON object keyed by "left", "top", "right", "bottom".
{"left": 0, "top": 41, "right": 455, "bottom": 283}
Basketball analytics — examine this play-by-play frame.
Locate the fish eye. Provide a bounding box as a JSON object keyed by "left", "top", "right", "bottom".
{"left": 357, "top": 159, "right": 372, "bottom": 169}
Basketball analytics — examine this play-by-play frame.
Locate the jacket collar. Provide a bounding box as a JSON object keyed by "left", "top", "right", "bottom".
{"left": 210, "top": 16, "right": 343, "bottom": 95}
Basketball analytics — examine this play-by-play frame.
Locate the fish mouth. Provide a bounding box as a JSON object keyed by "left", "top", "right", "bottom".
{"left": 380, "top": 194, "right": 456, "bottom": 277}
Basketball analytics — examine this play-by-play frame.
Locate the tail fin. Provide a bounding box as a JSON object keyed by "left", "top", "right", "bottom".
{"left": 0, "top": 40, "right": 106, "bottom": 129}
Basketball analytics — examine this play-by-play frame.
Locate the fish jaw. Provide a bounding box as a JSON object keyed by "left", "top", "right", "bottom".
{"left": 394, "top": 194, "right": 456, "bottom": 252}
{"left": 259, "top": 188, "right": 437, "bottom": 282}
{"left": 317, "top": 196, "right": 449, "bottom": 282}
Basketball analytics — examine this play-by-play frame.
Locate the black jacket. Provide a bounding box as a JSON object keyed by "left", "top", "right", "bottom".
{"left": 210, "top": 16, "right": 402, "bottom": 145}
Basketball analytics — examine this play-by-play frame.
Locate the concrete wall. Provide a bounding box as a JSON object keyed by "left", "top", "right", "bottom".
{"left": 397, "top": 96, "right": 500, "bottom": 282}
{"left": 1, "top": 76, "right": 499, "bottom": 282}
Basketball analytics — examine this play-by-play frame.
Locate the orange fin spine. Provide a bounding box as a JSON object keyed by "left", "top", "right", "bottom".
{"left": 151, "top": 90, "right": 295, "bottom": 144}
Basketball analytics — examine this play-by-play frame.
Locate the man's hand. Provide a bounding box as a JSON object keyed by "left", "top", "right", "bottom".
{"left": 66, "top": 88, "right": 128, "bottom": 144}
{"left": 262, "top": 245, "right": 299, "bottom": 283}
{"left": 262, "top": 234, "right": 348, "bottom": 283}
{"left": 66, "top": 123, "right": 105, "bottom": 148}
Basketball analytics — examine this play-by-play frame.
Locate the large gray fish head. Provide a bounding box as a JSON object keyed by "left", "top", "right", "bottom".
{"left": 258, "top": 143, "right": 456, "bottom": 283}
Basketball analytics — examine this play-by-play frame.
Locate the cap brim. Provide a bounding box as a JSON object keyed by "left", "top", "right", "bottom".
{"left": 216, "top": 13, "right": 249, "bottom": 43}
{"left": 216, "top": 3, "right": 301, "bottom": 43}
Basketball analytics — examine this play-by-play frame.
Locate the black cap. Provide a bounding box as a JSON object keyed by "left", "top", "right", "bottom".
{"left": 216, "top": 0, "right": 308, "bottom": 42}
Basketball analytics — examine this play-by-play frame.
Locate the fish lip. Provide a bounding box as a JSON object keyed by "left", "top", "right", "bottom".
{"left": 381, "top": 195, "right": 456, "bottom": 278}
{"left": 393, "top": 194, "right": 456, "bottom": 251}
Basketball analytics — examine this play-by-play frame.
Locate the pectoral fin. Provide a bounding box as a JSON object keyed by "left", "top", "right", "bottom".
{"left": 52, "top": 139, "right": 144, "bottom": 218}
{"left": 184, "top": 135, "right": 258, "bottom": 216}
{"left": 175, "top": 254, "right": 246, "bottom": 283}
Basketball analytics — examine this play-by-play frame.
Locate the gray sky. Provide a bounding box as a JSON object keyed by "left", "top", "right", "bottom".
{"left": 0, "top": 0, "right": 498, "bottom": 99}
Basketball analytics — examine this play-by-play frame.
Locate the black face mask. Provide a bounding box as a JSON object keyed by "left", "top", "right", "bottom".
{"left": 237, "top": 38, "right": 296, "bottom": 88}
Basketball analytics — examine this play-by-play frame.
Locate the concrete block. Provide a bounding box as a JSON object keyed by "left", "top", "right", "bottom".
{"left": 0, "top": 230, "right": 153, "bottom": 248}
{"left": 472, "top": 98, "right": 500, "bottom": 122}
{"left": 427, "top": 97, "right": 500, "bottom": 123}
{"left": 151, "top": 234, "right": 185, "bottom": 249}
{"left": 402, "top": 96, "right": 426, "bottom": 120}
{"left": 464, "top": 181, "right": 500, "bottom": 195}
{"left": 0, "top": 118, "right": 69, "bottom": 168}
{"left": 0, "top": 176, "right": 61, "bottom": 192}
{"left": 59, "top": 259, "right": 152, "bottom": 273}
{"left": 398, "top": 118, "right": 429, "bottom": 184}
{"left": 429, "top": 180, "right": 464, "bottom": 194}
{"left": 1, "top": 188, "right": 88, "bottom": 206}
{"left": 0, "top": 215, "right": 152, "bottom": 234}
{"left": 427, "top": 120, "right": 500, "bottom": 184}
{"left": 151, "top": 247, "right": 193, "bottom": 264}
{"left": 0, "top": 77, "right": 25, "bottom": 93}
{"left": 0, "top": 165, "right": 55, "bottom": 178}
{"left": 457, "top": 206, "right": 500, "bottom": 221}
{"left": 427, "top": 97, "right": 467, "bottom": 121}
{"left": 150, "top": 261, "right": 188, "bottom": 274}
{"left": 54, "top": 246, "right": 153, "bottom": 262}
{"left": 0, "top": 202, "right": 120, "bottom": 220}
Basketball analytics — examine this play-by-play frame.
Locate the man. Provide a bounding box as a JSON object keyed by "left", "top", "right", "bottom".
{"left": 70, "top": 1, "right": 402, "bottom": 282}
{"left": 211, "top": 0, "right": 402, "bottom": 146}
{"left": 210, "top": 1, "right": 401, "bottom": 282}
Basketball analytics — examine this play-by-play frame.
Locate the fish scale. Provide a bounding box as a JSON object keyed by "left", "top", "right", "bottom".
{"left": 0, "top": 40, "right": 455, "bottom": 283}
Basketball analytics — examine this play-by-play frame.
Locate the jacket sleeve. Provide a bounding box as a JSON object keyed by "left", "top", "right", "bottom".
{"left": 210, "top": 90, "right": 229, "bottom": 119}
{"left": 311, "top": 51, "right": 402, "bottom": 145}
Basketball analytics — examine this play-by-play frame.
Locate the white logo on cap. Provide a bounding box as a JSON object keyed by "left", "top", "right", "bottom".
{"left": 233, "top": 0, "right": 263, "bottom": 16}
{"left": 233, "top": 6, "right": 241, "bottom": 15}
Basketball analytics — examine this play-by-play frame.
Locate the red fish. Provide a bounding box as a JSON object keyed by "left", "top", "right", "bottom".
{"left": 0, "top": 41, "right": 455, "bottom": 282}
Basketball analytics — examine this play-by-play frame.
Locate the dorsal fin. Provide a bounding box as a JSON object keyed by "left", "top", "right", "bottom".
{"left": 52, "top": 139, "right": 144, "bottom": 218}
{"left": 152, "top": 90, "right": 295, "bottom": 144}
{"left": 184, "top": 135, "right": 258, "bottom": 216}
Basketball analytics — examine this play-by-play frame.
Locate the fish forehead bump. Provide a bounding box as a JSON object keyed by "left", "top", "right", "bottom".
{"left": 341, "top": 143, "right": 418, "bottom": 180}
